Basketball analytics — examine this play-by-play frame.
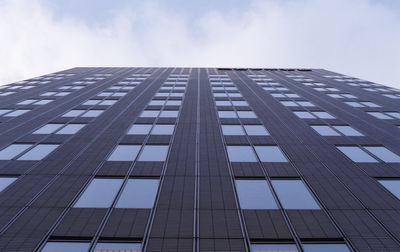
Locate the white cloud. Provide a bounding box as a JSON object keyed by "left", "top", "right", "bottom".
{"left": 0, "top": 0, "right": 399, "bottom": 88}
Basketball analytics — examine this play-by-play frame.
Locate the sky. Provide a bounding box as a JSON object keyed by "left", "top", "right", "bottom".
{"left": 0, "top": 0, "right": 399, "bottom": 88}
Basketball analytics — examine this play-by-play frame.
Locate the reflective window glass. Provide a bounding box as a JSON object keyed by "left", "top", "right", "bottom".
{"left": 237, "top": 111, "right": 257, "bottom": 118}
{"left": 216, "top": 101, "right": 231, "bottom": 106}
{"left": 17, "top": 144, "right": 59, "bottom": 160}
{"left": 4, "top": 109, "right": 30, "bottom": 117}
{"left": 311, "top": 125, "right": 340, "bottom": 136}
{"left": 367, "top": 112, "right": 391, "bottom": 119}
{"left": 0, "top": 144, "right": 32, "bottom": 160}
{"left": 116, "top": 179, "right": 159, "bottom": 208}
{"left": 271, "top": 180, "right": 320, "bottom": 209}
{"left": 227, "top": 146, "right": 257, "bottom": 162}
{"left": 221, "top": 125, "right": 245, "bottom": 135}
{"left": 333, "top": 126, "right": 363, "bottom": 136}
{"left": 74, "top": 178, "right": 123, "bottom": 208}
{"left": 94, "top": 242, "right": 141, "bottom": 251}
{"left": 251, "top": 243, "right": 298, "bottom": 252}
{"left": 313, "top": 112, "right": 335, "bottom": 119}
{"left": 140, "top": 110, "right": 160, "bottom": 118}
{"left": 364, "top": 146, "right": 400, "bottom": 163}
{"left": 294, "top": 111, "right": 315, "bottom": 119}
{"left": 244, "top": 125, "right": 269, "bottom": 136}
{"left": 62, "top": 110, "right": 85, "bottom": 117}
{"left": 108, "top": 145, "right": 141, "bottom": 161}
{"left": 137, "top": 145, "right": 169, "bottom": 161}
{"left": 378, "top": 180, "right": 400, "bottom": 199}
{"left": 41, "top": 242, "right": 91, "bottom": 252}
{"left": 33, "top": 124, "right": 64, "bottom": 134}
{"left": 56, "top": 124, "right": 85, "bottom": 134}
{"left": 0, "top": 177, "right": 17, "bottom": 192}
{"left": 337, "top": 146, "right": 378, "bottom": 163}
{"left": 81, "top": 110, "right": 103, "bottom": 117}
{"left": 159, "top": 110, "right": 179, "bottom": 118}
{"left": 235, "top": 180, "right": 278, "bottom": 209}
{"left": 82, "top": 100, "right": 100, "bottom": 105}
{"left": 303, "top": 243, "right": 350, "bottom": 252}
{"left": 254, "top": 146, "right": 288, "bottom": 162}
{"left": 218, "top": 111, "right": 237, "bottom": 118}
{"left": 127, "top": 124, "right": 152, "bottom": 135}
{"left": 151, "top": 125, "right": 175, "bottom": 135}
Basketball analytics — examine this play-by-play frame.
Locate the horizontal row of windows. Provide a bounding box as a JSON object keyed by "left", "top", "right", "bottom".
{"left": 368, "top": 111, "right": 400, "bottom": 120}
{"left": 0, "top": 109, "right": 30, "bottom": 117}
{"left": 0, "top": 144, "right": 59, "bottom": 160}
{"left": 108, "top": 145, "right": 169, "bottom": 162}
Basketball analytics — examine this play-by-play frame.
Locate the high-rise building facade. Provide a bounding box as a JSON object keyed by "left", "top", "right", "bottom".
{"left": 0, "top": 67, "right": 399, "bottom": 252}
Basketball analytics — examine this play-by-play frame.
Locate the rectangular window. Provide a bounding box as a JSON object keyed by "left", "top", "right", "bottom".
{"left": 313, "top": 111, "right": 335, "bottom": 119}
{"left": 333, "top": 126, "right": 363, "bottom": 136}
{"left": 42, "top": 242, "right": 91, "bottom": 252}
{"left": 221, "top": 125, "right": 245, "bottom": 135}
{"left": 82, "top": 100, "right": 100, "bottom": 105}
{"left": 294, "top": 111, "right": 315, "bottom": 119}
{"left": 337, "top": 146, "right": 378, "bottom": 163}
{"left": 159, "top": 110, "right": 179, "bottom": 118}
{"left": 140, "top": 110, "right": 160, "bottom": 118}
{"left": 34, "top": 100, "right": 53, "bottom": 105}
{"left": 33, "top": 124, "right": 64, "bottom": 134}
{"left": 62, "top": 110, "right": 85, "bottom": 117}
{"left": 99, "top": 100, "right": 117, "bottom": 105}
{"left": 254, "top": 146, "right": 288, "bottom": 162}
{"left": 74, "top": 178, "right": 123, "bottom": 208}
{"left": 303, "top": 243, "right": 350, "bottom": 252}
{"left": 271, "top": 180, "right": 320, "bottom": 209}
{"left": 387, "top": 112, "right": 400, "bottom": 119}
{"left": 94, "top": 243, "right": 141, "bottom": 251}
{"left": 235, "top": 180, "right": 278, "bottom": 209}
{"left": 367, "top": 112, "right": 392, "bottom": 119}
{"left": 251, "top": 243, "right": 298, "bottom": 252}
{"left": 137, "top": 145, "right": 169, "bottom": 161}
{"left": 378, "top": 180, "right": 400, "bottom": 200}
{"left": 244, "top": 125, "right": 269, "bottom": 136}
{"left": 216, "top": 101, "right": 231, "bottom": 106}
{"left": 18, "top": 99, "right": 37, "bottom": 105}
{"left": 56, "top": 124, "right": 85, "bottom": 134}
{"left": 364, "top": 146, "right": 400, "bottom": 163}
{"left": 227, "top": 146, "right": 258, "bottom": 162}
{"left": 116, "top": 179, "right": 159, "bottom": 208}
{"left": 127, "top": 124, "right": 152, "bottom": 135}
{"left": 108, "top": 145, "right": 141, "bottom": 161}
{"left": 17, "top": 144, "right": 59, "bottom": 160}
{"left": 4, "top": 109, "right": 30, "bottom": 117}
{"left": 237, "top": 111, "right": 257, "bottom": 118}
{"left": 151, "top": 125, "right": 175, "bottom": 135}
{"left": 311, "top": 125, "right": 340, "bottom": 136}
{"left": 0, "top": 177, "right": 17, "bottom": 192}
{"left": 81, "top": 110, "right": 104, "bottom": 117}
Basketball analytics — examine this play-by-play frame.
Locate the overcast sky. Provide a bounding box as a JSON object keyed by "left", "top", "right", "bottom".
{"left": 0, "top": 0, "right": 399, "bottom": 88}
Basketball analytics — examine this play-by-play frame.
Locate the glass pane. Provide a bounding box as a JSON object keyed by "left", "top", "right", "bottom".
{"left": 361, "top": 102, "right": 380, "bottom": 107}
{"left": 244, "top": 125, "right": 269, "bottom": 136}
{"left": 0, "top": 109, "right": 12, "bottom": 116}
{"left": 137, "top": 145, "right": 169, "bottom": 161}
{"left": 0, "top": 144, "right": 32, "bottom": 160}
{"left": 140, "top": 110, "right": 160, "bottom": 117}
{"left": 4, "top": 110, "right": 30, "bottom": 117}
{"left": 41, "top": 242, "right": 91, "bottom": 252}
{"left": 34, "top": 100, "right": 53, "bottom": 105}
{"left": 56, "top": 124, "right": 85, "bottom": 134}
{"left": 227, "top": 146, "right": 258, "bottom": 162}
{"left": 17, "top": 144, "right": 59, "bottom": 160}
{"left": 81, "top": 110, "right": 103, "bottom": 117}
{"left": 367, "top": 112, "right": 391, "bottom": 119}
{"left": 151, "top": 125, "right": 175, "bottom": 135}
{"left": 294, "top": 111, "right": 315, "bottom": 119}
{"left": 333, "top": 126, "right": 363, "bottom": 136}
{"left": 297, "top": 101, "right": 314, "bottom": 107}
{"left": 62, "top": 110, "right": 85, "bottom": 117}
{"left": 379, "top": 180, "right": 400, "bottom": 199}
{"left": 271, "top": 180, "right": 320, "bottom": 209}
{"left": 313, "top": 112, "right": 335, "bottom": 119}
{"left": 116, "top": 179, "right": 159, "bottom": 208}
{"left": 0, "top": 177, "right": 17, "bottom": 192}
{"left": 232, "top": 101, "right": 248, "bottom": 106}
{"left": 127, "top": 124, "right": 152, "bottom": 135}
{"left": 311, "top": 125, "right": 340, "bottom": 136}
{"left": 337, "top": 146, "right": 378, "bottom": 163}
{"left": 303, "top": 243, "right": 350, "bottom": 252}
{"left": 221, "top": 125, "right": 245, "bottom": 135}
{"left": 345, "top": 102, "right": 363, "bottom": 107}
{"left": 364, "top": 146, "right": 400, "bottom": 163}
{"left": 237, "top": 111, "right": 257, "bottom": 118}
{"left": 218, "top": 111, "right": 237, "bottom": 118}
{"left": 82, "top": 100, "right": 100, "bottom": 105}
{"left": 281, "top": 101, "right": 298, "bottom": 107}
{"left": 251, "top": 243, "right": 298, "bottom": 252}
{"left": 99, "top": 100, "right": 117, "bottom": 105}
{"left": 94, "top": 242, "right": 141, "bottom": 251}
{"left": 74, "top": 178, "right": 123, "bottom": 208}
{"left": 159, "top": 110, "right": 179, "bottom": 118}
{"left": 18, "top": 99, "right": 36, "bottom": 105}
{"left": 387, "top": 112, "right": 400, "bottom": 119}
{"left": 33, "top": 124, "right": 64, "bottom": 134}
{"left": 254, "top": 146, "right": 288, "bottom": 162}
{"left": 215, "top": 101, "right": 231, "bottom": 106}
{"left": 235, "top": 180, "right": 278, "bottom": 209}
{"left": 108, "top": 145, "right": 141, "bottom": 161}
{"left": 165, "top": 100, "right": 181, "bottom": 106}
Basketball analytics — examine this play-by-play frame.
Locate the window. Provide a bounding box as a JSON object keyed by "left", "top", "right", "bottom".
{"left": 159, "top": 110, "right": 179, "bottom": 118}
{"left": 17, "top": 99, "right": 37, "bottom": 105}
{"left": 56, "top": 124, "right": 85, "bottom": 134}
{"left": 0, "top": 144, "right": 32, "bottom": 160}
{"left": 151, "top": 124, "right": 175, "bottom": 135}
{"left": 0, "top": 109, "right": 12, "bottom": 116}
{"left": 364, "top": 146, "right": 400, "bottom": 163}
{"left": 378, "top": 180, "right": 400, "bottom": 199}
{"left": 140, "top": 110, "right": 160, "bottom": 118}
{"left": 254, "top": 146, "right": 288, "bottom": 162}
{"left": 345, "top": 101, "right": 380, "bottom": 108}
{"left": 387, "top": 112, "right": 400, "bottom": 119}
{"left": 251, "top": 243, "right": 298, "bottom": 252}
{"left": 33, "top": 124, "right": 64, "bottom": 134}
{"left": 311, "top": 125, "right": 340, "bottom": 136}
{"left": 271, "top": 180, "right": 320, "bottom": 209}
{"left": 108, "top": 145, "right": 141, "bottom": 161}
{"left": 137, "top": 145, "right": 169, "bottom": 161}
{"left": 0, "top": 177, "right": 17, "bottom": 192}
{"left": 333, "top": 125, "right": 363, "bottom": 136}
{"left": 216, "top": 101, "right": 232, "bottom": 106}
{"left": 294, "top": 111, "right": 315, "bottom": 119}
{"left": 34, "top": 100, "right": 53, "bottom": 105}
{"left": 116, "top": 179, "right": 159, "bottom": 208}
{"left": 303, "top": 243, "right": 350, "bottom": 252}
{"left": 337, "top": 146, "right": 378, "bottom": 163}
{"left": 244, "top": 125, "right": 269, "bottom": 136}
{"left": 311, "top": 125, "right": 363, "bottom": 136}
{"left": 81, "top": 110, "right": 104, "bottom": 117}
{"left": 127, "top": 124, "right": 152, "bottom": 135}
{"left": 17, "top": 144, "right": 59, "bottom": 160}
{"left": 221, "top": 125, "right": 245, "bottom": 135}
{"left": 62, "top": 110, "right": 85, "bottom": 117}
{"left": 41, "top": 241, "right": 91, "bottom": 252}
{"left": 367, "top": 112, "right": 392, "bottom": 119}
{"left": 232, "top": 101, "right": 248, "bottom": 106}
{"left": 165, "top": 100, "right": 182, "bottom": 106}
{"left": 227, "top": 146, "right": 258, "bottom": 162}
{"left": 94, "top": 242, "right": 141, "bottom": 251}
{"left": 237, "top": 111, "right": 257, "bottom": 118}
{"left": 312, "top": 111, "right": 335, "bottom": 119}
{"left": 281, "top": 101, "right": 315, "bottom": 107}
{"left": 99, "top": 100, "right": 117, "bottom": 105}
{"left": 235, "top": 180, "right": 278, "bottom": 209}
{"left": 218, "top": 111, "right": 237, "bottom": 118}
{"left": 3, "top": 109, "right": 30, "bottom": 117}
{"left": 74, "top": 178, "right": 123, "bottom": 208}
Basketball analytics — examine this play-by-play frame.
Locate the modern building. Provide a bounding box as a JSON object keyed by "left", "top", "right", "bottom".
{"left": 0, "top": 67, "right": 399, "bottom": 251}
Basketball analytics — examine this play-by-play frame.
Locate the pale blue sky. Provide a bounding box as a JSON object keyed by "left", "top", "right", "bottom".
{"left": 0, "top": 0, "right": 399, "bottom": 88}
